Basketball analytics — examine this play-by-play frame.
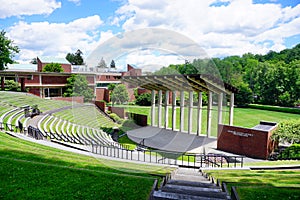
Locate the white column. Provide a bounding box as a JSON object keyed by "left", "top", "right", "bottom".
{"left": 157, "top": 90, "right": 162, "bottom": 128}
{"left": 197, "top": 92, "right": 203, "bottom": 136}
{"left": 179, "top": 91, "right": 185, "bottom": 132}
{"left": 229, "top": 93, "right": 234, "bottom": 126}
{"left": 172, "top": 91, "right": 176, "bottom": 131}
{"left": 164, "top": 91, "right": 169, "bottom": 129}
{"left": 206, "top": 91, "right": 212, "bottom": 137}
{"left": 151, "top": 90, "right": 156, "bottom": 126}
{"left": 188, "top": 91, "right": 193, "bottom": 134}
{"left": 218, "top": 93, "right": 223, "bottom": 125}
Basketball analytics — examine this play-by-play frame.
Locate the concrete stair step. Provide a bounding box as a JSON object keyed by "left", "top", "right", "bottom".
{"left": 175, "top": 168, "right": 201, "bottom": 175}
{"left": 172, "top": 174, "right": 210, "bottom": 182}
{"left": 167, "top": 179, "right": 220, "bottom": 188}
{"left": 163, "top": 184, "right": 222, "bottom": 193}
{"left": 161, "top": 185, "right": 229, "bottom": 199}
{"left": 153, "top": 190, "right": 228, "bottom": 200}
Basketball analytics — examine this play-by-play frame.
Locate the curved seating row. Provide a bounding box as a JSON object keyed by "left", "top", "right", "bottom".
{"left": 38, "top": 114, "right": 121, "bottom": 148}
{"left": 0, "top": 104, "right": 123, "bottom": 149}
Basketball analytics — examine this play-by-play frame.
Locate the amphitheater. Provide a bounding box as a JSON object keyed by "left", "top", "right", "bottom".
{"left": 0, "top": 91, "right": 245, "bottom": 199}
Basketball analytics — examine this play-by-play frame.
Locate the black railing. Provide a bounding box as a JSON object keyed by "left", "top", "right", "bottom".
{"left": 90, "top": 144, "right": 244, "bottom": 168}
{"left": 0, "top": 121, "right": 244, "bottom": 168}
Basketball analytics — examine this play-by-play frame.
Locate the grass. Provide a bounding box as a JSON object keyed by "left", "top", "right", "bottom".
{"left": 0, "top": 132, "right": 174, "bottom": 199}
{"left": 205, "top": 169, "right": 300, "bottom": 200}
{"left": 54, "top": 106, "right": 118, "bottom": 129}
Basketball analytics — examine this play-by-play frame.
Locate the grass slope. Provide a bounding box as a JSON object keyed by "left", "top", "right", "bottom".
{"left": 205, "top": 170, "right": 300, "bottom": 200}
{"left": 0, "top": 132, "right": 173, "bottom": 199}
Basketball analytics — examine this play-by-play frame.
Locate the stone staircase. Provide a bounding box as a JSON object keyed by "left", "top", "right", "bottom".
{"left": 151, "top": 168, "right": 231, "bottom": 200}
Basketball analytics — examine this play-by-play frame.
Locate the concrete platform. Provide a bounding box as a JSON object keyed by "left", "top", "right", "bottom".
{"left": 127, "top": 126, "right": 217, "bottom": 153}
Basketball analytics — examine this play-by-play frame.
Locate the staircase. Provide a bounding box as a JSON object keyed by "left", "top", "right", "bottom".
{"left": 151, "top": 168, "right": 231, "bottom": 200}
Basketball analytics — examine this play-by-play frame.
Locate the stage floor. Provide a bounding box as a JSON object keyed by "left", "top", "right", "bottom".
{"left": 126, "top": 126, "right": 217, "bottom": 153}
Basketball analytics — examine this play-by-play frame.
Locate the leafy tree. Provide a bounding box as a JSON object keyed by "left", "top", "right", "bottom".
{"left": 97, "top": 57, "right": 107, "bottom": 71}
{"left": 64, "top": 74, "right": 94, "bottom": 102}
{"left": 66, "top": 49, "right": 84, "bottom": 65}
{"left": 110, "top": 60, "right": 116, "bottom": 68}
{"left": 4, "top": 79, "right": 20, "bottom": 91}
{"left": 107, "top": 83, "right": 116, "bottom": 91}
{"left": 42, "top": 63, "right": 64, "bottom": 72}
{"left": 272, "top": 119, "right": 300, "bottom": 144}
{"left": 135, "top": 93, "right": 152, "bottom": 106}
{"left": 0, "top": 30, "right": 20, "bottom": 70}
{"left": 30, "top": 58, "right": 37, "bottom": 64}
{"left": 110, "top": 84, "right": 129, "bottom": 105}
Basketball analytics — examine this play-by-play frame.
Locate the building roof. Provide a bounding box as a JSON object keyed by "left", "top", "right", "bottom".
{"left": 122, "top": 74, "right": 238, "bottom": 94}
{"left": 6, "top": 64, "right": 37, "bottom": 72}
{"left": 38, "top": 56, "right": 70, "bottom": 65}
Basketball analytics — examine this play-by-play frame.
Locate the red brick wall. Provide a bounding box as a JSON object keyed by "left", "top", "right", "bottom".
{"left": 28, "top": 88, "right": 40, "bottom": 97}
{"left": 86, "top": 75, "right": 95, "bottom": 84}
{"left": 96, "top": 88, "right": 110, "bottom": 102}
{"left": 217, "top": 124, "right": 276, "bottom": 159}
{"left": 37, "top": 57, "right": 71, "bottom": 72}
{"left": 110, "top": 106, "right": 125, "bottom": 118}
{"left": 22, "top": 75, "right": 40, "bottom": 84}
{"left": 42, "top": 76, "right": 68, "bottom": 84}
{"left": 94, "top": 101, "right": 106, "bottom": 112}
{"left": 51, "top": 96, "right": 84, "bottom": 104}
{"left": 61, "top": 64, "right": 71, "bottom": 73}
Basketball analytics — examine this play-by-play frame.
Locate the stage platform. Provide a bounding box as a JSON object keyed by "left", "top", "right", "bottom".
{"left": 126, "top": 126, "right": 217, "bottom": 153}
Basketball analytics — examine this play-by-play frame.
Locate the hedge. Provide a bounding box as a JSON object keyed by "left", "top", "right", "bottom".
{"left": 247, "top": 104, "right": 300, "bottom": 114}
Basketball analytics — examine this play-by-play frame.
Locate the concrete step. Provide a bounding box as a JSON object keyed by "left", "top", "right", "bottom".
{"left": 172, "top": 174, "right": 210, "bottom": 182}
{"left": 161, "top": 185, "right": 229, "bottom": 199}
{"left": 164, "top": 184, "right": 222, "bottom": 193}
{"left": 167, "top": 179, "right": 220, "bottom": 189}
{"left": 153, "top": 190, "right": 228, "bottom": 200}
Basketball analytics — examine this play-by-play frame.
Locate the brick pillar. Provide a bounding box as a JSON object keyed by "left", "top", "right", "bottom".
{"left": 20, "top": 77, "right": 26, "bottom": 92}
{"left": 1, "top": 77, "right": 4, "bottom": 90}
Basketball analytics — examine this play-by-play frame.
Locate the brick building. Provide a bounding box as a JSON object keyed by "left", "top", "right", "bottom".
{"left": 1, "top": 57, "right": 141, "bottom": 102}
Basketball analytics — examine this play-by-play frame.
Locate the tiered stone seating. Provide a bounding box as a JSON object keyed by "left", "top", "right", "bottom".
{"left": 37, "top": 114, "right": 119, "bottom": 147}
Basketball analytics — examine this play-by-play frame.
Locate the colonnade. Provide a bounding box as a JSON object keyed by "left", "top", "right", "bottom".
{"left": 151, "top": 90, "right": 234, "bottom": 137}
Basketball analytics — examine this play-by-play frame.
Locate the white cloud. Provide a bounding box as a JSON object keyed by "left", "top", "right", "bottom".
{"left": 114, "top": 0, "right": 300, "bottom": 57}
{"left": 68, "top": 0, "right": 81, "bottom": 6}
{"left": 0, "top": 0, "right": 61, "bottom": 19}
{"left": 7, "top": 15, "right": 104, "bottom": 62}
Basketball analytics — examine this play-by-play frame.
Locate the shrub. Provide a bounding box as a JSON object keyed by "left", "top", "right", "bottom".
{"left": 109, "top": 113, "right": 123, "bottom": 124}
{"left": 278, "top": 144, "right": 300, "bottom": 159}
{"left": 272, "top": 119, "right": 300, "bottom": 144}
{"left": 4, "top": 80, "right": 20, "bottom": 91}
{"left": 248, "top": 104, "right": 300, "bottom": 114}
{"left": 135, "top": 93, "right": 152, "bottom": 106}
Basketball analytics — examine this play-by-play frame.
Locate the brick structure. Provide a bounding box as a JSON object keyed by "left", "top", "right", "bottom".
{"left": 217, "top": 122, "right": 277, "bottom": 159}
{"left": 37, "top": 57, "right": 71, "bottom": 73}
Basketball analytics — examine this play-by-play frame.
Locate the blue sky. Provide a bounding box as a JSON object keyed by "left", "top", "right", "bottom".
{"left": 1, "top": 0, "right": 300, "bottom": 69}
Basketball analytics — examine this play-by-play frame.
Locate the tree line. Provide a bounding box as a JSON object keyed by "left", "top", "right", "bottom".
{"left": 154, "top": 44, "right": 300, "bottom": 107}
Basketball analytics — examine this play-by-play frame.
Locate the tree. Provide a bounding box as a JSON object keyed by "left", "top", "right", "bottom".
{"left": 97, "top": 57, "right": 107, "bottom": 71}
{"left": 110, "top": 84, "right": 129, "bottom": 105}
{"left": 0, "top": 30, "right": 20, "bottom": 70}
{"left": 64, "top": 74, "right": 94, "bottom": 102}
{"left": 30, "top": 58, "right": 37, "bottom": 64}
{"left": 135, "top": 93, "right": 152, "bottom": 106}
{"left": 107, "top": 83, "right": 116, "bottom": 91}
{"left": 110, "top": 60, "right": 116, "bottom": 68}
{"left": 4, "top": 79, "right": 20, "bottom": 91}
{"left": 66, "top": 49, "right": 84, "bottom": 65}
{"left": 42, "top": 63, "right": 64, "bottom": 72}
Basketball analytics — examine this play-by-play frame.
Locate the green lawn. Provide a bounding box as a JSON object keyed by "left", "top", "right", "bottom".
{"left": 118, "top": 105, "right": 300, "bottom": 136}
{"left": 0, "top": 132, "right": 174, "bottom": 200}
{"left": 205, "top": 169, "right": 300, "bottom": 200}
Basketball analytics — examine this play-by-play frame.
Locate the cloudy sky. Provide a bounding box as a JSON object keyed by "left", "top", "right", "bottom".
{"left": 1, "top": 0, "right": 300, "bottom": 69}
